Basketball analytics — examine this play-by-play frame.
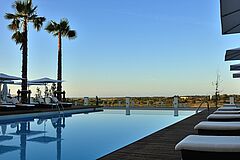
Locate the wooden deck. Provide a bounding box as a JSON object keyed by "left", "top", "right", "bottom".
{"left": 99, "top": 108, "right": 216, "bottom": 160}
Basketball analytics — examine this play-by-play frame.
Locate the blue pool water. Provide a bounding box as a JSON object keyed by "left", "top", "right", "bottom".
{"left": 0, "top": 109, "right": 195, "bottom": 160}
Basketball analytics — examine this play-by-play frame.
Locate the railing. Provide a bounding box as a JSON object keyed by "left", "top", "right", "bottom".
{"left": 196, "top": 100, "right": 210, "bottom": 113}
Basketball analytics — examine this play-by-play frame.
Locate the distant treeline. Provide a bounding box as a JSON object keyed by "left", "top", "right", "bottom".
{"left": 66, "top": 94, "right": 240, "bottom": 108}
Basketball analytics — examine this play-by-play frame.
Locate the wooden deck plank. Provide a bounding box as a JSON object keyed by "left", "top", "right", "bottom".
{"left": 99, "top": 108, "right": 215, "bottom": 160}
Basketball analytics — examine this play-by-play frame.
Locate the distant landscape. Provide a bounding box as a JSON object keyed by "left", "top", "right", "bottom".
{"left": 67, "top": 94, "right": 239, "bottom": 108}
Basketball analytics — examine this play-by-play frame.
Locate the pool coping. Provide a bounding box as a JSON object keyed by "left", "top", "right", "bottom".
{"left": 0, "top": 106, "right": 103, "bottom": 120}
{"left": 103, "top": 106, "right": 205, "bottom": 111}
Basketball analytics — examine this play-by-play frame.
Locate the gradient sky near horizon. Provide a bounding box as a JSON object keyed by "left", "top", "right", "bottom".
{"left": 1, "top": 0, "right": 240, "bottom": 97}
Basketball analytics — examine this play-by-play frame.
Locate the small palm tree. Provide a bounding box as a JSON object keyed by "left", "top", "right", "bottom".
{"left": 5, "top": 0, "right": 45, "bottom": 103}
{"left": 45, "top": 19, "right": 76, "bottom": 100}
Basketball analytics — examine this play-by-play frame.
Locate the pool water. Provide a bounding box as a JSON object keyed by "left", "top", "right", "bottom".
{"left": 0, "top": 109, "right": 195, "bottom": 160}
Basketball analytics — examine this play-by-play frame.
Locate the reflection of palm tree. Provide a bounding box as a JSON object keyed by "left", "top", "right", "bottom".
{"left": 5, "top": 0, "right": 45, "bottom": 103}
{"left": 20, "top": 123, "right": 27, "bottom": 160}
{"left": 56, "top": 117, "right": 65, "bottom": 160}
{"left": 45, "top": 19, "right": 77, "bottom": 100}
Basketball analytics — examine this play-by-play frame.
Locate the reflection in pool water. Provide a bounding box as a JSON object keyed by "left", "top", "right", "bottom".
{"left": 0, "top": 109, "right": 195, "bottom": 160}
{"left": 0, "top": 114, "right": 66, "bottom": 160}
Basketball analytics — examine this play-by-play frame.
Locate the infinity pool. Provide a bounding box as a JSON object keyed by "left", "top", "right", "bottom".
{"left": 0, "top": 109, "right": 195, "bottom": 160}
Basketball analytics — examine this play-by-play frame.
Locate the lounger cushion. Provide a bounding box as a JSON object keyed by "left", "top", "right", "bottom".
{"left": 223, "top": 104, "right": 237, "bottom": 107}
{"left": 207, "top": 114, "right": 240, "bottom": 121}
{"left": 175, "top": 135, "right": 240, "bottom": 152}
{"left": 194, "top": 121, "right": 240, "bottom": 130}
{"left": 214, "top": 110, "right": 240, "bottom": 114}
{"left": 218, "top": 107, "right": 240, "bottom": 111}
{"left": 37, "top": 98, "right": 45, "bottom": 104}
{"left": 51, "top": 97, "right": 58, "bottom": 103}
{"left": 45, "top": 97, "right": 52, "bottom": 104}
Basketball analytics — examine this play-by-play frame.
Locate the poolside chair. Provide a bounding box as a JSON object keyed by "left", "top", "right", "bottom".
{"left": 35, "top": 97, "right": 53, "bottom": 108}
{"left": 29, "top": 97, "right": 42, "bottom": 108}
{"left": 0, "top": 97, "right": 34, "bottom": 110}
{"left": 194, "top": 121, "right": 240, "bottom": 135}
{"left": 51, "top": 97, "right": 72, "bottom": 108}
{"left": 44, "top": 97, "right": 58, "bottom": 109}
{"left": 217, "top": 106, "right": 240, "bottom": 111}
{"left": 0, "top": 97, "right": 19, "bottom": 105}
{"left": 36, "top": 97, "right": 45, "bottom": 104}
{"left": 0, "top": 104, "right": 15, "bottom": 111}
{"left": 30, "top": 97, "right": 38, "bottom": 104}
{"left": 214, "top": 110, "right": 240, "bottom": 114}
{"left": 207, "top": 114, "right": 240, "bottom": 121}
{"left": 175, "top": 135, "right": 240, "bottom": 160}
{"left": 222, "top": 104, "right": 238, "bottom": 107}
{"left": 5, "top": 97, "right": 17, "bottom": 104}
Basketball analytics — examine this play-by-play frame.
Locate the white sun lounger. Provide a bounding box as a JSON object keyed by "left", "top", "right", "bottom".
{"left": 218, "top": 107, "right": 240, "bottom": 111}
{"left": 223, "top": 104, "right": 237, "bottom": 107}
{"left": 214, "top": 110, "right": 240, "bottom": 114}
{"left": 0, "top": 104, "right": 15, "bottom": 108}
{"left": 15, "top": 104, "right": 35, "bottom": 108}
{"left": 194, "top": 121, "right": 240, "bottom": 135}
{"left": 51, "top": 97, "right": 72, "bottom": 107}
{"left": 207, "top": 114, "right": 240, "bottom": 121}
{"left": 175, "top": 135, "right": 240, "bottom": 160}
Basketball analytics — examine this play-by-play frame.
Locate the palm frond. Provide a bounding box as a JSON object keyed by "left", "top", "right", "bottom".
{"left": 52, "top": 21, "right": 58, "bottom": 27}
{"left": 6, "top": 0, "right": 45, "bottom": 51}
{"left": 61, "top": 26, "right": 70, "bottom": 36}
{"left": 67, "top": 30, "right": 77, "bottom": 39}
{"left": 28, "top": 6, "right": 37, "bottom": 16}
{"left": 45, "top": 21, "right": 58, "bottom": 34}
{"left": 26, "top": 0, "right": 33, "bottom": 13}
{"left": 32, "top": 16, "right": 46, "bottom": 31}
{"left": 59, "top": 19, "right": 69, "bottom": 30}
{"left": 12, "top": 31, "right": 24, "bottom": 44}
{"left": 4, "top": 13, "right": 17, "bottom": 20}
{"left": 29, "top": 14, "right": 37, "bottom": 20}
{"left": 60, "top": 18, "right": 69, "bottom": 27}
{"left": 8, "top": 19, "right": 20, "bottom": 31}
{"left": 45, "top": 18, "right": 77, "bottom": 39}
{"left": 13, "top": 0, "right": 25, "bottom": 14}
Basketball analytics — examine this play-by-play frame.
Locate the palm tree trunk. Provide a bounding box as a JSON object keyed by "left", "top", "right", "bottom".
{"left": 21, "top": 19, "right": 28, "bottom": 103}
{"left": 57, "top": 32, "right": 62, "bottom": 100}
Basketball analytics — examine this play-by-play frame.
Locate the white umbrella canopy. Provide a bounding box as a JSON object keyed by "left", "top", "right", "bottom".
{"left": 225, "top": 48, "right": 240, "bottom": 61}
{"left": 0, "top": 73, "right": 22, "bottom": 81}
{"left": 29, "top": 78, "right": 64, "bottom": 97}
{"left": 220, "top": 0, "right": 240, "bottom": 34}
{"left": 14, "top": 81, "right": 45, "bottom": 86}
{"left": 29, "top": 77, "right": 63, "bottom": 84}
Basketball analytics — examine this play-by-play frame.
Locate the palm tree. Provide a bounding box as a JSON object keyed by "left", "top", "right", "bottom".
{"left": 45, "top": 19, "right": 77, "bottom": 100}
{"left": 5, "top": 0, "right": 45, "bottom": 103}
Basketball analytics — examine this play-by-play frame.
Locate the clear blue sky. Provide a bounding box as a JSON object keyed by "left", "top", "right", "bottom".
{"left": 1, "top": 0, "right": 240, "bottom": 97}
